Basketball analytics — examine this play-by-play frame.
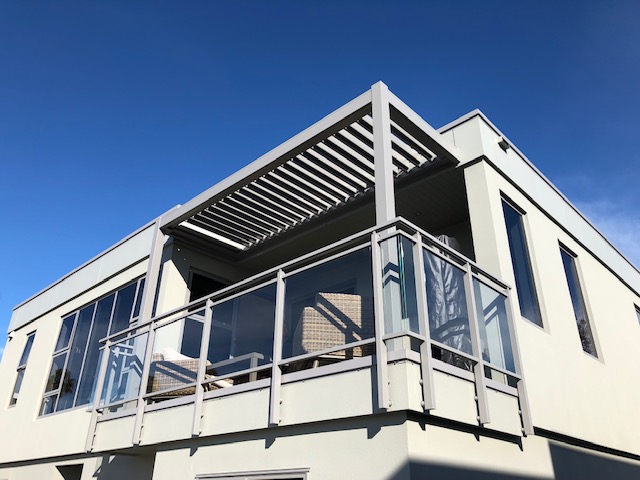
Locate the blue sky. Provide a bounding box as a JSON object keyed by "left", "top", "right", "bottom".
{"left": 1, "top": 1, "right": 639, "bottom": 357}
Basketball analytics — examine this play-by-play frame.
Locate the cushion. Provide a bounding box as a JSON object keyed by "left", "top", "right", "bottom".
{"left": 162, "top": 347, "right": 192, "bottom": 361}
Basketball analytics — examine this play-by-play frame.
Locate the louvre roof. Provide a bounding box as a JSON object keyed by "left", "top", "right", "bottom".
{"left": 161, "top": 83, "right": 460, "bottom": 251}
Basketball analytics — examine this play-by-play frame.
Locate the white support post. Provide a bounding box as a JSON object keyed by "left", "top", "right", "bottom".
{"left": 413, "top": 233, "right": 436, "bottom": 411}
{"left": 371, "top": 232, "right": 389, "bottom": 411}
{"left": 269, "top": 270, "right": 286, "bottom": 427}
{"left": 138, "top": 217, "right": 165, "bottom": 323}
{"left": 192, "top": 299, "right": 213, "bottom": 437}
{"left": 130, "top": 217, "right": 165, "bottom": 445}
{"left": 84, "top": 340, "right": 111, "bottom": 452}
{"left": 504, "top": 292, "right": 534, "bottom": 435}
{"left": 371, "top": 81, "right": 396, "bottom": 226}
{"left": 463, "top": 264, "right": 490, "bottom": 426}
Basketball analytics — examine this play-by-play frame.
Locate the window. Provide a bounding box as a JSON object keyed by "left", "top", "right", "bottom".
{"left": 502, "top": 200, "right": 543, "bottom": 326}
{"left": 196, "top": 468, "right": 308, "bottom": 479}
{"left": 635, "top": 305, "right": 640, "bottom": 326}
{"left": 9, "top": 332, "right": 36, "bottom": 406}
{"left": 559, "top": 247, "right": 597, "bottom": 357}
{"left": 40, "top": 277, "right": 145, "bottom": 415}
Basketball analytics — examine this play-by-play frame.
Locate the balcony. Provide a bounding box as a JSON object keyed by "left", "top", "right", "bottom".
{"left": 85, "top": 217, "right": 532, "bottom": 452}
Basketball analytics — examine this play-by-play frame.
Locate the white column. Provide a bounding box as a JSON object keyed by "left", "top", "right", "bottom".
{"left": 371, "top": 81, "right": 396, "bottom": 226}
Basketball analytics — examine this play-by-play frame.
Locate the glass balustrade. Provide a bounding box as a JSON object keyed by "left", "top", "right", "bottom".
{"left": 89, "top": 219, "right": 521, "bottom": 417}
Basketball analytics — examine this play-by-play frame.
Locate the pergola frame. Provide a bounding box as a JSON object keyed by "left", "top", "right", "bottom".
{"left": 160, "top": 82, "right": 460, "bottom": 252}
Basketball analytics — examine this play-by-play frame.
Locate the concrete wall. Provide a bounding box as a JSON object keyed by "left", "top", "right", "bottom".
{"left": 461, "top": 144, "right": 640, "bottom": 455}
{"left": 8, "top": 223, "right": 156, "bottom": 333}
{"left": 0, "top": 260, "right": 148, "bottom": 464}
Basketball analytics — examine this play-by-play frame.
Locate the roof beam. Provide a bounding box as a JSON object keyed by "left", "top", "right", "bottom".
{"left": 161, "top": 90, "right": 372, "bottom": 230}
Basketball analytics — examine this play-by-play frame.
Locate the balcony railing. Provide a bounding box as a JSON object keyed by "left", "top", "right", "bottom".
{"left": 85, "top": 217, "right": 533, "bottom": 451}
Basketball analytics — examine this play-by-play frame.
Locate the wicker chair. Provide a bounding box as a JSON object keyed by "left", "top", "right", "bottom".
{"left": 292, "top": 292, "right": 374, "bottom": 364}
{"left": 147, "top": 353, "right": 233, "bottom": 400}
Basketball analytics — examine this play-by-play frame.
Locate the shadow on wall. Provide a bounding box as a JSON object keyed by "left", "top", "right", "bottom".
{"left": 391, "top": 442, "right": 640, "bottom": 480}
{"left": 549, "top": 442, "right": 640, "bottom": 480}
{"left": 56, "top": 465, "right": 82, "bottom": 480}
{"left": 92, "top": 454, "right": 155, "bottom": 480}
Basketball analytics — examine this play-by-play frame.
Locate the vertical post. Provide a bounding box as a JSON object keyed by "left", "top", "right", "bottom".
{"left": 130, "top": 217, "right": 165, "bottom": 446}
{"left": 131, "top": 326, "right": 155, "bottom": 445}
{"left": 138, "top": 218, "right": 165, "bottom": 323}
{"left": 85, "top": 340, "right": 111, "bottom": 452}
{"left": 192, "top": 299, "right": 213, "bottom": 437}
{"left": 371, "top": 81, "right": 396, "bottom": 226}
{"left": 504, "top": 292, "right": 534, "bottom": 435}
{"left": 371, "top": 232, "right": 389, "bottom": 411}
{"left": 269, "top": 270, "right": 286, "bottom": 427}
{"left": 464, "top": 264, "right": 490, "bottom": 425}
{"left": 413, "top": 234, "right": 436, "bottom": 411}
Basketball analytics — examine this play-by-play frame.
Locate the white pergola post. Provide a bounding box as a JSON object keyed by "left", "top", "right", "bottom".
{"left": 371, "top": 81, "right": 396, "bottom": 226}
{"left": 372, "top": 82, "right": 405, "bottom": 350}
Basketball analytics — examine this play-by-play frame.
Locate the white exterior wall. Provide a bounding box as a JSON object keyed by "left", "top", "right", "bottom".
{"left": 0, "top": 256, "right": 148, "bottom": 464}
{"left": 8, "top": 223, "right": 156, "bottom": 333}
{"left": 457, "top": 121, "right": 640, "bottom": 455}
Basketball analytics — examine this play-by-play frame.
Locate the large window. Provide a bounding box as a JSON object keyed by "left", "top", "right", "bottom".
{"left": 559, "top": 247, "right": 598, "bottom": 357}
{"left": 9, "top": 332, "right": 36, "bottom": 406}
{"left": 40, "top": 277, "right": 145, "bottom": 415}
{"left": 502, "top": 200, "right": 543, "bottom": 326}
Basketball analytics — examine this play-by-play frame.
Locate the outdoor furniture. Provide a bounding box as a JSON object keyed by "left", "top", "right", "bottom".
{"left": 292, "top": 292, "right": 374, "bottom": 365}
{"left": 147, "top": 353, "right": 233, "bottom": 400}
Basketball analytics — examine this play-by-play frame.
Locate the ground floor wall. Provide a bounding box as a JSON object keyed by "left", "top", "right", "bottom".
{"left": 2, "top": 414, "right": 640, "bottom": 480}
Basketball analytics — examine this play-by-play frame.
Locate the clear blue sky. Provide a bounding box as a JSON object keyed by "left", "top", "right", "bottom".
{"left": 1, "top": 1, "right": 639, "bottom": 356}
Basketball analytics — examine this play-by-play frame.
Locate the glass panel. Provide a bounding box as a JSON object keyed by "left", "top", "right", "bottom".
{"left": 132, "top": 278, "right": 145, "bottom": 320}
{"left": 502, "top": 201, "right": 542, "bottom": 326}
{"left": 147, "top": 313, "right": 204, "bottom": 397}
{"left": 206, "top": 285, "right": 276, "bottom": 380}
{"left": 109, "top": 282, "right": 137, "bottom": 335}
{"left": 101, "top": 333, "right": 148, "bottom": 409}
{"left": 636, "top": 305, "right": 640, "bottom": 326}
{"left": 18, "top": 333, "right": 36, "bottom": 367}
{"left": 75, "top": 294, "right": 115, "bottom": 406}
{"left": 181, "top": 316, "right": 204, "bottom": 359}
{"left": 423, "top": 249, "right": 472, "bottom": 356}
{"left": 380, "top": 236, "right": 419, "bottom": 335}
{"left": 40, "top": 395, "right": 57, "bottom": 416}
{"left": 10, "top": 370, "right": 25, "bottom": 406}
{"left": 45, "top": 353, "right": 68, "bottom": 392}
{"left": 560, "top": 249, "right": 597, "bottom": 357}
{"left": 473, "top": 279, "right": 515, "bottom": 372}
{"left": 284, "top": 248, "right": 374, "bottom": 366}
{"left": 56, "top": 304, "right": 95, "bottom": 411}
{"left": 55, "top": 314, "right": 76, "bottom": 352}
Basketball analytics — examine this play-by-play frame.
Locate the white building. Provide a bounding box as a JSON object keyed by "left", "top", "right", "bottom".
{"left": 1, "top": 82, "right": 639, "bottom": 480}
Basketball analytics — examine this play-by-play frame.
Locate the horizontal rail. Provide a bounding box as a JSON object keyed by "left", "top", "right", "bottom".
{"left": 279, "top": 338, "right": 375, "bottom": 366}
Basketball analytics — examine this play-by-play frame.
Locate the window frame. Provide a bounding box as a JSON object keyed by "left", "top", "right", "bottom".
{"left": 558, "top": 243, "right": 599, "bottom": 358}
{"left": 39, "top": 277, "right": 145, "bottom": 416}
{"left": 8, "top": 331, "right": 36, "bottom": 407}
{"left": 195, "top": 468, "right": 309, "bottom": 480}
{"left": 500, "top": 196, "right": 544, "bottom": 327}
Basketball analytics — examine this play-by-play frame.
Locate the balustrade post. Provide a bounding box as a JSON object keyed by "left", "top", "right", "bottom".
{"left": 504, "top": 292, "right": 534, "bottom": 435}
{"left": 192, "top": 299, "right": 213, "bottom": 437}
{"left": 463, "top": 264, "right": 490, "bottom": 425}
{"left": 84, "top": 339, "right": 112, "bottom": 452}
{"left": 371, "top": 232, "right": 389, "bottom": 411}
{"left": 269, "top": 270, "right": 286, "bottom": 427}
{"left": 413, "top": 233, "right": 436, "bottom": 411}
{"left": 132, "top": 326, "right": 156, "bottom": 445}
